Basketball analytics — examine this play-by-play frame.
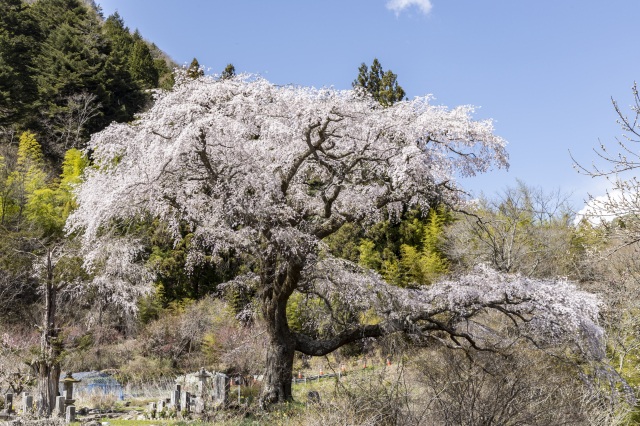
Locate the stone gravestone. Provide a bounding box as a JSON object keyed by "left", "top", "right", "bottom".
{"left": 194, "top": 397, "right": 205, "bottom": 415}
{"left": 170, "top": 384, "right": 181, "bottom": 411}
{"left": 211, "top": 373, "right": 229, "bottom": 407}
{"left": 196, "top": 368, "right": 210, "bottom": 397}
{"left": 148, "top": 402, "right": 157, "bottom": 419}
{"left": 65, "top": 405, "right": 76, "bottom": 423}
{"left": 4, "top": 393, "right": 13, "bottom": 414}
{"left": 22, "top": 393, "right": 32, "bottom": 414}
{"left": 193, "top": 368, "right": 210, "bottom": 415}
{"left": 55, "top": 396, "right": 65, "bottom": 417}
{"left": 180, "top": 391, "right": 190, "bottom": 413}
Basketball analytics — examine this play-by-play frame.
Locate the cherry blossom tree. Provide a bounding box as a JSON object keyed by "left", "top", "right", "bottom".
{"left": 68, "top": 72, "right": 602, "bottom": 406}
{"left": 575, "top": 82, "right": 640, "bottom": 246}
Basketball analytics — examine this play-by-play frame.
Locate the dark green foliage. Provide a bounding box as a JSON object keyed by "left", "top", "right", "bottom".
{"left": 129, "top": 31, "right": 159, "bottom": 88}
{"left": 221, "top": 63, "right": 236, "bottom": 80}
{"left": 353, "top": 58, "right": 406, "bottom": 106}
{"left": 0, "top": 0, "right": 174, "bottom": 162}
{"left": 187, "top": 58, "right": 204, "bottom": 79}
{"left": 140, "top": 221, "right": 245, "bottom": 321}
{"left": 0, "top": 0, "right": 41, "bottom": 128}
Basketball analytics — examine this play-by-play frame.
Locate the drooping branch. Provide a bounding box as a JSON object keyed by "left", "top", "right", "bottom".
{"left": 295, "top": 258, "right": 603, "bottom": 361}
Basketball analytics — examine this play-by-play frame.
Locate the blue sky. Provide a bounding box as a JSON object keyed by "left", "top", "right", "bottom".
{"left": 96, "top": 0, "right": 640, "bottom": 211}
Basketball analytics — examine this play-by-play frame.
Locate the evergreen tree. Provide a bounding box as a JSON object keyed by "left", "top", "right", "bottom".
{"left": 0, "top": 0, "right": 41, "bottom": 127}
{"left": 100, "top": 14, "right": 146, "bottom": 125}
{"left": 32, "top": 0, "right": 109, "bottom": 151}
{"left": 102, "top": 12, "right": 133, "bottom": 58}
{"left": 353, "top": 58, "right": 406, "bottom": 106}
{"left": 30, "top": 0, "right": 151, "bottom": 158}
{"left": 129, "top": 31, "right": 159, "bottom": 89}
{"left": 187, "top": 58, "right": 204, "bottom": 79}
{"left": 221, "top": 63, "right": 236, "bottom": 80}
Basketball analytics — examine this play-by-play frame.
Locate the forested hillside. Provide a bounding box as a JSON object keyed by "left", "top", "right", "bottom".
{"left": 2, "top": 2, "right": 640, "bottom": 424}
{"left": 0, "top": 0, "right": 173, "bottom": 161}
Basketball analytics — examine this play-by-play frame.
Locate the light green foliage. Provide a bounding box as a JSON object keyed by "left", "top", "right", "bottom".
{"left": 358, "top": 239, "right": 382, "bottom": 271}
{"left": 5, "top": 131, "right": 47, "bottom": 224}
{"left": 286, "top": 292, "right": 330, "bottom": 336}
{"left": 17, "top": 130, "right": 44, "bottom": 169}
{"left": 26, "top": 148, "right": 86, "bottom": 236}
{"left": 358, "top": 208, "right": 450, "bottom": 287}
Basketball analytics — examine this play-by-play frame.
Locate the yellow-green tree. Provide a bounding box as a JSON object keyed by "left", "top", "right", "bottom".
{"left": 358, "top": 208, "right": 450, "bottom": 287}
{"left": 0, "top": 132, "right": 88, "bottom": 415}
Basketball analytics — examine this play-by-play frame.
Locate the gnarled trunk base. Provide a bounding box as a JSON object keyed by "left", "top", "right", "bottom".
{"left": 259, "top": 332, "right": 296, "bottom": 408}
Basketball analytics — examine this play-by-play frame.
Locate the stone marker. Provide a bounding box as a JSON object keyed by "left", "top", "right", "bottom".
{"left": 180, "top": 391, "right": 190, "bottom": 412}
{"left": 212, "top": 373, "right": 229, "bottom": 407}
{"left": 65, "top": 405, "right": 76, "bottom": 423}
{"left": 196, "top": 367, "right": 210, "bottom": 397}
{"left": 194, "top": 396, "right": 205, "bottom": 414}
{"left": 4, "top": 393, "right": 13, "bottom": 414}
{"left": 170, "top": 385, "right": 181, "bottom": 411}
{"left": 55, "top": 396, "right": 65, "bottom": 417}
{"left": 22, "top": 393, "right": 32, "bottom": 414}
{"left": 148, "top": 402, "right": 157, "bottom": 419}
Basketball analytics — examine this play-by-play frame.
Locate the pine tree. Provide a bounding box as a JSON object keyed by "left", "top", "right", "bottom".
{"left": 221, "top": 63, "right": 236, "bottom": 80}
{"left": 30, "top": 0, "right": 151, "bottom": 158}
{"left": 102, "top": 12, "right": 133, "bottom": 57}
{"left": 353, "top": 58, "right": 406, "bottom": 106}
{"left": 187, "top": 58, "right": 204, "bottom": 79}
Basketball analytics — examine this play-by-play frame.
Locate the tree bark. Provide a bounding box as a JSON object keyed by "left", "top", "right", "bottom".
{"left": 33, "top": 249, "right": 61, "bottom": 417}
{"left": 260, "top": 327, "right": 296, "bottom": 407}
{"left": 258, "top": 259, "right": 300, "bottom": 408}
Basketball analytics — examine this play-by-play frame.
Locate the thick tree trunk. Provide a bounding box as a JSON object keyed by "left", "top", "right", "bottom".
{"left": 260, "top": 328, "right": 296, "bottom": 407}
{"left": 34, "top": 250, "right": 61, "bottom": 417}
{"left": 258, "top": 258, "right": 300, "bottom": 408}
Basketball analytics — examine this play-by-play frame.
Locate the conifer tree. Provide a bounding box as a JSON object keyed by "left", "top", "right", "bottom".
{"left": 129, "top": 31, "right": 159, "bottom": 89}
{"left": 0, "top": 0, "right": 41, "bottom": 127}
{"left": 187, "top": 58, "right": 205, "bottom": 79}
{"left": 353, "top": 58, "right": 406, "bottom": 106}
{"left": 221, "top": 63, "right": 236, "bottom": 80}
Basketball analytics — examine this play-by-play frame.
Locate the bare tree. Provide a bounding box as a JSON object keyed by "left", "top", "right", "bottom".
{"left": 574, "top": 82, "right": 640, "bottom": 246}
{"left": 445, "top": 180, "right": 579, "bottom": 278}
{"left": 41, "top": 91, "right": 101, "bottom": 158}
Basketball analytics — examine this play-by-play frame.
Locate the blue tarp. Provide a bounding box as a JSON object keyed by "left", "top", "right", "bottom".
{"left": 59, "top": 371, "right": 124, "bottom": 400}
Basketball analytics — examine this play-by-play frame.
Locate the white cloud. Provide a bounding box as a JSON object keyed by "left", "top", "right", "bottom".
{"left": 574, "top": 190, "right": 624, "bottom": 225}
{"left": 386, "top": 0, "right": 433, "bottom": 15}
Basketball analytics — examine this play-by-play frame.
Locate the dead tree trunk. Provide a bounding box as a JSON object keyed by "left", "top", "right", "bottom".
{"left": 33, "top": 248, "right": 61, "bottom": 417}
